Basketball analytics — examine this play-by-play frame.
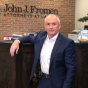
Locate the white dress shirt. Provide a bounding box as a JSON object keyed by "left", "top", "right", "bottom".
{"left": 40, "top": 33, "right": 59, "bottom": 74}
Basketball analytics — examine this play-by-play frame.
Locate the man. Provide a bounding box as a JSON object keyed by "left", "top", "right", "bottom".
{"left": 10, "top": 14, "right": 76, "bottom": 88}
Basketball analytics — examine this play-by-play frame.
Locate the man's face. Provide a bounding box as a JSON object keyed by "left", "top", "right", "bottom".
{"left": 44, "top": 16, "right": 61, "bottom": 38}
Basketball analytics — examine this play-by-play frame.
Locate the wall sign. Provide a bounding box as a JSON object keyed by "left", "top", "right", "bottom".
{"left": 0, "top": 4, "right": 58, "bottom": 18}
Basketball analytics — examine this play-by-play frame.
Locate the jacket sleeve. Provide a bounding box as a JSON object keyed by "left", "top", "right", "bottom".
{"left": 18, "top": 31, "right": 42, "bottom": 44}
{"left": 19, "top": 35, "right": 36, "bottom": 44}
{"left": 63, "top": 40, "right": 76, "bottom": 88}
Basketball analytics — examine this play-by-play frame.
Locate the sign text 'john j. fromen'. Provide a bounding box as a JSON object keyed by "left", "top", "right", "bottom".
{"left": 1, "top": 4, "right": 58, "bottom": 18}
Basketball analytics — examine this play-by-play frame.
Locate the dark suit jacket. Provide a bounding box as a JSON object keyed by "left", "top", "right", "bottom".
{"left": 19, "top": 31, "right": 76, "bottom": 88}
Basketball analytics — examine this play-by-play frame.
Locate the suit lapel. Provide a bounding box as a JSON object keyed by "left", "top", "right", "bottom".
{"left": 50, "top": 33, "right": 62, "bottom": 67}
{"left": 30, "top": 34, "right": 47, "bottom": 81}
{"left": 35, "top": 34, "right": 47, "bottom": 63}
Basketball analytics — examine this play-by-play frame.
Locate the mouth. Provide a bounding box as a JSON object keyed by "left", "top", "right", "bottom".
{"left": 49, "top": 30, "right": 54, "bottom": 32}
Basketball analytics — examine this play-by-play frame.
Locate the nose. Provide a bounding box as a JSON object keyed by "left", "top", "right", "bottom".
{"left": 49, "top": 24, "right": 53, "bottom": 28}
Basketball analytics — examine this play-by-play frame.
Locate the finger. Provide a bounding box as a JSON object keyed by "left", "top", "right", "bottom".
{"left": 11, "top": 52, "right": 14, "bottom": 57}
{"left": 10, "top": 47, "right": 15, "bottom": 57}
{"left": 10, "top": 51, "right": 14, "bottom": 57}
{"left": 16, "top": 48, "right": 19, "bottom": 54}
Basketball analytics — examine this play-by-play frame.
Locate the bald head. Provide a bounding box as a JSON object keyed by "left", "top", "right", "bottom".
{"left": 44, "top": 14, "right": 61, "bottom": 39}
{"left": 44, "top": 14, "right": 60, "bottom": 24}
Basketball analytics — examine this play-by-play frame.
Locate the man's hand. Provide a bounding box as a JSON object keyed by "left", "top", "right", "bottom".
{"left": 10, "top": 40, "right": 20, "bottom": 56}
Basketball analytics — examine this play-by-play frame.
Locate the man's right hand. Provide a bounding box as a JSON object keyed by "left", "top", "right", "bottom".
{"left": 10, "top": 40, "right": 20, "bottom": 57}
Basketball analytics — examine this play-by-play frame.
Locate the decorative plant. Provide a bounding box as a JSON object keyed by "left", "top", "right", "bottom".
{"left": 78, "top": 14, "right": 88, "bottom": 22}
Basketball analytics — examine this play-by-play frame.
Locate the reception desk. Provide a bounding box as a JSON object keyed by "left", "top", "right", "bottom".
{"left": 0, "top": 41, "right": 34, "bottom": 88}
{"left": 74, "top": 43, "right": 88, "bottom": 88}
{"left": 0, "top": 41, "right": 88, "bottom": 88}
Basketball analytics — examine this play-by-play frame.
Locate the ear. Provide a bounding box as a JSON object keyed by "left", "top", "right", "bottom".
{"left": 59, "top": 24, "right": 61, "bottom": 29}
{"left": 44, "top": 23, "right": 47, "bottom": 30}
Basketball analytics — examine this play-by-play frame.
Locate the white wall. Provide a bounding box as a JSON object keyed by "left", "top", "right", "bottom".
{"left": 75, "top": 0, "right": 88, "bottom": 30}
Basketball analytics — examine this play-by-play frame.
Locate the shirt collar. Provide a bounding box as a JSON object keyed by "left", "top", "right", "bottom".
{"left": 46, "top": 32, "right": 59, "bottom": 41}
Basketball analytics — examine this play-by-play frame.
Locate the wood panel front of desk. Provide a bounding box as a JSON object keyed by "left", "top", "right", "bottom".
{"left": 73, "top": 43, "right": 88, "bottom": 88}
{"left": 0, "top": 42, "right": 88, "bottom": 88}
{"left": 0, "top": 42, "right": 34, "bottom": 88}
